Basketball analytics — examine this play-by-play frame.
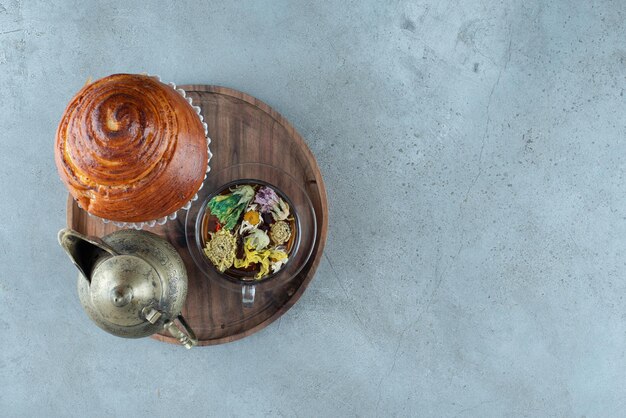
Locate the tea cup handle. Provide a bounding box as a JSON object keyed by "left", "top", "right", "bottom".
{"left": 242, "top": 284, "right": 256, "bottom": 308}
{"left": 164, "top": 315, "right": 198, "bottom": 349}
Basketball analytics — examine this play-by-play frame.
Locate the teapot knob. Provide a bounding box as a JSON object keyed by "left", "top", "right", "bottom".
{"left": 111, "top": 285, "right": 133, "bottom": 307}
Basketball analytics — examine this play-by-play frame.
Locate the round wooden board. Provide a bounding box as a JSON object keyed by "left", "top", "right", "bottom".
{"left": 67, "top": 85, "right": 328, "bottom": 346}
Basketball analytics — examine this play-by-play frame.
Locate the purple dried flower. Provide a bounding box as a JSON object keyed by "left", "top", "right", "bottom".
{"left": 254, "top": 186, "right": 279, "bottom": 213}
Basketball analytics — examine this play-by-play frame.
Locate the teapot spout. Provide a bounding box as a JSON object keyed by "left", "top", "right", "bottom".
{"left": 58, "top": 228, "right": 118, "bottom": 281}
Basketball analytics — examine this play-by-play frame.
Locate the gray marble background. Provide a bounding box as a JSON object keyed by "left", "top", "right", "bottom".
{"left": 1, "top": 1, "right": 625, "bottom": 416}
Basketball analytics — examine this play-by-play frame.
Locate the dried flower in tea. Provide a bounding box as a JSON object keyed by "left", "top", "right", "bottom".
{"left": 207, "top": 185, "right": 254, "bottom": 230}
{"left": 240, "top": 206, "right": 262, "bottom": 234}
{"left": 254, "top": 186, "right": 280, "bottom": 213}
{"left": 246, "top": 229, "right": 270, "bottom": 251}
{"left": 243, "top": 210, "right": 260, "bottom": 225}
{"left": 270, "top": 220, "right": 291, "bottom": 245}
{"left": 271, "top": 198, "right": 290, "bottom": 221}
{"left": 234, "top": 242, "right": 289, "bottom": 279}
{"left": 203, "top": 182, "right": 295, "bottom": 280}
{"left": 203, "top": 229, "right": 237, "bottom": 272}
{"left": 270, "top": 247, "right": 289, "bottom": 273}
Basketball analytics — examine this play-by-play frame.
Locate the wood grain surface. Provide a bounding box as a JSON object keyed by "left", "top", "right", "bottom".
{"left": 67, "top": 85, "right": 328, "bottom": 346}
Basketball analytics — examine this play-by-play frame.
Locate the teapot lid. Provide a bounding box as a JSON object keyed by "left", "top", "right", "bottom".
{"left": 89, "top": 255, "right": 162, "bottom": 327}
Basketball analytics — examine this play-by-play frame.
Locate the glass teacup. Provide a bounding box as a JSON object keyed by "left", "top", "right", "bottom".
{"left": 185, "top": 163, "right": 317, "bottom": 307}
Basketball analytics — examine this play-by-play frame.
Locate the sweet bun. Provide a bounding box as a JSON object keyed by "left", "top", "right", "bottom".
{"left": 55, "top": 74, "right": 208, "bottom": 223}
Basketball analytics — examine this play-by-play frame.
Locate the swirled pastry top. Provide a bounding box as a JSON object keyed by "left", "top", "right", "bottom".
{"left": 55, "top": 74, "right": 208, "bottom": 223}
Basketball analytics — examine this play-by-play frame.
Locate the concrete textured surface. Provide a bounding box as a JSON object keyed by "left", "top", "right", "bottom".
{"left": 1, "top": 0, "right": 625, "bottom": 416}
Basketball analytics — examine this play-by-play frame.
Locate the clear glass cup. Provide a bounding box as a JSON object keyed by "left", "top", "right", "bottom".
{"left": 185, "top": 163, "right": 317, "bottom": 307}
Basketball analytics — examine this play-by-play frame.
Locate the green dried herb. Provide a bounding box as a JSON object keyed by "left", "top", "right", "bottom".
{"left": 207, "top": 185, "right": 255, "bottom": 230}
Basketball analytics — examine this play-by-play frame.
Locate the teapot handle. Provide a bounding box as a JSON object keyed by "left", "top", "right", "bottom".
{"left": 164, "top": 315, "right": 198, "bottom": 349}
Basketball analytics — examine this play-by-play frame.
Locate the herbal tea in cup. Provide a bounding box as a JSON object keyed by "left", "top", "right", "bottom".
{"left": 199, "top": 181, "right": 298, "bottom": 282}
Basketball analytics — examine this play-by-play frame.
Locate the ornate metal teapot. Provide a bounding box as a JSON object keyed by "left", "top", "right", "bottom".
{"left": 58, "top": 228, "right": 197, "bottom": 348}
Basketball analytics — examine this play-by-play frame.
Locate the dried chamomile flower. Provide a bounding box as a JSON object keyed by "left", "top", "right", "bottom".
{"left": 240, "top": 204, "right": 262, "bottom": 234}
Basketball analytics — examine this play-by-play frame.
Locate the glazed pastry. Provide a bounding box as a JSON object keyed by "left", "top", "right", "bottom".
{"left": 55, "top": 73, "right": 208, "bottom": 223}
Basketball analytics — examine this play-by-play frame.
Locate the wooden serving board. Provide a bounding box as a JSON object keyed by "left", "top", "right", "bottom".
{"left": 67, "top": 85, "right": 328, "bottom": 346}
